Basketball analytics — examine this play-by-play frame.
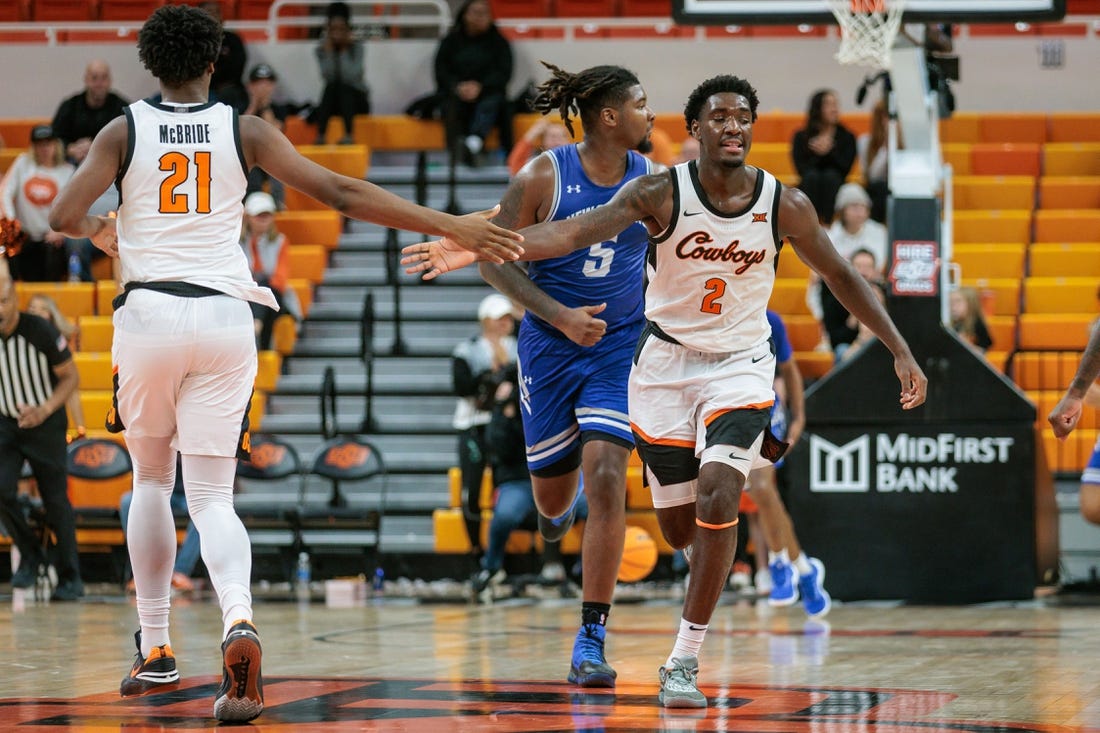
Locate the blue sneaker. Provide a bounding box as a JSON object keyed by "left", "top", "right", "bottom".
{"left": 568, "top": 623, "right": 616, "bottom": 688}
{"left": 538, "top": 478, "right": 584, "bottom": 542}
{"left": 798, "top": 558, "right": 831, "bottom": 618}
{"left": 768, "top": 558, "right": 799, "bottom": 607}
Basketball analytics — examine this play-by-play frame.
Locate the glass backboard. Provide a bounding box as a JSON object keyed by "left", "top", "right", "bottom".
{"left": 673, "top": 0, "right": 1066, "bottom": 25}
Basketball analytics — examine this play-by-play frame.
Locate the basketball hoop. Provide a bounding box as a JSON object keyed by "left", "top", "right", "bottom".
{"left": 828, "top": 0, "right": 907, "bottom": 72}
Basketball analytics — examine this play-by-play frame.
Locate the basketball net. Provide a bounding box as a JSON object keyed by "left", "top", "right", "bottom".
{"left": 827, "top": 0, "right": 907, "bottom": 72}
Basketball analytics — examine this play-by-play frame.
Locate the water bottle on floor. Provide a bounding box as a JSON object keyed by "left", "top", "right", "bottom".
{"left": 67, "top": 253, "right": 81, "bottom": 283}
{"left": 296, "top": 551, "right": 311, "bottom": 602}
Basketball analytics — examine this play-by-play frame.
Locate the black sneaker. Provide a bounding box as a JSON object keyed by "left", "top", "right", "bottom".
{"left": 120, "top": 631, "right": 181, "bottom": 697}
{"left": 10, "top": 560, "right": 38, "bottom": 589}
{"left": 52, "top": 578, "right": 84, "bottom": 601}
{"left": 214, "top": 619, "right": 264, "bottom": 722}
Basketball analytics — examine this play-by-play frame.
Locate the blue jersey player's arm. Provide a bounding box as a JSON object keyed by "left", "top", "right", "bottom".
{"left": 512, "top": 171, "right": 673, "bottom": 261}
{"left": 476, "top": 150, "right": 611, "bottom": 347}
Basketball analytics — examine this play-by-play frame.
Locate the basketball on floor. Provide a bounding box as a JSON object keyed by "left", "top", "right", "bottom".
{"left": 618, "top": 525, "right": 658, "bottom": 583}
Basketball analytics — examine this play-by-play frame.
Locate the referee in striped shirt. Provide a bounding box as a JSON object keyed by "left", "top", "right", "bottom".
{"left": 0, "top": 277, "right": 84, "bottom": 600}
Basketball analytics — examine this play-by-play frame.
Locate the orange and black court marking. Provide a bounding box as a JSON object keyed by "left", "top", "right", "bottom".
{"left": 5, "top": 677, "right": 1098, "bottom": 732}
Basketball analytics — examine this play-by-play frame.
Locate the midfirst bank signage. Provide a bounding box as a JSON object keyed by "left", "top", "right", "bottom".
{"left": 809, "top": 432, "right": 1016, "bottom": 493}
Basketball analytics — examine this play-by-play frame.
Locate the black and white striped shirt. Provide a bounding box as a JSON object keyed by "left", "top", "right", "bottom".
{"left": 0, "top": 313, "right": 71, "bottom": 420}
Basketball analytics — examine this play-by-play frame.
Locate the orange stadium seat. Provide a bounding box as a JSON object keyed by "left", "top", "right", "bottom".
{"left": 1029, "top": 243, "right": 1100, "bottom": 278}
{"left": 783, "top": 315, "right": 821, "bottom": 352}
{"left": 979, "top": 113, "right": 1048, "bottom": 145}
{"left": 287, "top": 279, "right": 313, "bottom": 317}
{"left": 17, "top": 282, "right": 97, "bottom": 319}
{"left": 748, "top": 143, "right": 796, "bottom": 182}
{"left": 77, "top": 316, "right": 114, "bottom": 352}
{"left": 619, "top": 0, "right": 672, "bottom": 15}
{"left": 769, "top": 280, "right": 811, "bottom": 315}
{"left": 1012, "top": 351, "right": 1082, "bottom": 391}
{"left": 752, "top": 113, "right": 803, "bottom": 145}
{"left": 0, "top": 1, "right": 28, "bottom": 21}
{"left": 952, "top": 210, "right": 1031, "bottom": 244}
{"left": 553, "top": 0, "right": 617, "bottom": 16}
{"left": 1043, "top": 143, "right": 1100, "bottom": 176}
{"left": 1033, "top": 209, "right": 1100, "bottom": 243}
{"left": 951, "top": 243, "right": 1026, "bottom": 280}
{"left": 0, "top": 148, "right": 23, "bottom": 175}
{"left": 0, "top": 119, "right": 50, "bottom": 148}
{"left": 941, "top": 143, "right": 972, "bottom": 175}
{"left": 939, "top": 113, "right": 981, "bottom": 144}
{"left": 31, "top": 0, "right": 94, "bottom": 21}
{"left": 98, "top": 0, "right": 165, "bottom": 21}
{"left": 73, "top": 352, "right": 114, "bottom": 390}
{"left": 287, "top": 244, "right": 327, "bottom": 284}
{"left": 490, "top": 0, "right": 551, "bottom": 16}
{"left": 1038, "top": 177, "right": 1100, "bottom": 209}
{"left": 962, "top": 278, "right": 1021, "bottom": 316}
{"left": 274, "top": 211, "right": 342, "bottom": 250}
{"left": 985, "top": 316, "right": 1017, "bottom": 351}
{"left": 1023, "top": 277, "right": 1099, "bottom": 314}
{"left": 952, "top": 175, "right": 1035, "bottom": 210}
{"left": 776, "top": 248, "right": 810, "bottom": 280}
{"left": 1018, "top": 314, "right": 1096, "bottom": 350}
{"left": 1048, "top": 113, "right": 1100, "bottom": 143}
{"left": 970, "top": 143, "right": 1042, "bottom": 177}
{"left": 794, "top": 351, "right": 833, "bottom": 380}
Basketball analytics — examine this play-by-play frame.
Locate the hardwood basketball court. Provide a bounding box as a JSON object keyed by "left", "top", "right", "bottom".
{"left": 2, "top": 587, "right": 1099, "bottom": 731}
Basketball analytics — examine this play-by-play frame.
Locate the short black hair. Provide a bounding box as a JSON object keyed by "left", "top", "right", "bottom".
{"left": 533, "top": 62, "right": 641, "bottom": 138}
{"left": 326, "top": 1, "right": 350, "bottom": 20}
{"left": 138, "top": 5, "right": 222, "bottom": 87}
{"left": 683, "top": 75, "right": 760, "bottom": 133}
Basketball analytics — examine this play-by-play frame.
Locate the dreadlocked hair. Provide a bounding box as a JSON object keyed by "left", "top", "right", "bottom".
{"left": 532, "top": 61, "right": 640, "bottom": 138}
{"left": 138, "top": 5, "right": 222, "bottom": 88}
{"left": 683, "top": 75, "right": 760, "bottom": 133}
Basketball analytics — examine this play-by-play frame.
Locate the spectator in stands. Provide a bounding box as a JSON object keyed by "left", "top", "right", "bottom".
{"left": 25, "top": 294, "right": 85, "bottom": 439}
{"left": 200, "top": 1, "right": 248, "bottom": 113}
{"left": 857, "top": 98, "right": 894, "bottom": 223}
{"left": 434, "top": 0, "right": 513, "bottom": 166}
{"left": 839, "top": 277, "right": 888, "bottom": 363}
{"left": 51, "top": 60, "right": 129, "bottom": 167}
{"left": 673, "top": 136, "right": 700, "bottom": 165}
{"left": 0, "top": 277, "right": 84, "bottom": 600}
{"left": 791, "top": 88, "right": 856, "bottom": 224}
{"left": 506, "top": 118, "right": 571, "bottom": 177}
{"left": 471, "top": 361, "right": 588, "bottom": 602}
{"left": 0, "top": 125, "right": 75, "bottom": 281}
{"left": 240, "top": 192, "right": 301, "bottom": 350}
{"left": 311, "top": 2, "right": 371, "bottom": 144}
{"left": 806, "top": 182, "right": 887, "bottom": 351}
{"left": 452, "top": 294, "right": 518, "bottom": 562}
{"left": 244, "top": 63, "right": 287, "bottom": 210}
{"left": 949, "top": 285, "right": 993, "bottom": 354}
{"left": 120, "top": 455, "right": 201, "bottom": 593}
{"left": 821, "top": 248, "right": 882, "bottom": 362}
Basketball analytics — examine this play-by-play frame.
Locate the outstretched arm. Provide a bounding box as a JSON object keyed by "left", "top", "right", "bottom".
{"left": 781, "top": 187, "right": 927, "bottom": 410}
{"left": 243, "top": 117, "right": 523, "bottom": 263}
{"left": 1049, "top": 322, "right": 1100, "bottom": 439}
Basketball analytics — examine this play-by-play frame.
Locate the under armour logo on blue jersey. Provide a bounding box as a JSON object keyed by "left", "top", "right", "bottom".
{"left": 566, "top": 185, "right": 581, "bottom": 194}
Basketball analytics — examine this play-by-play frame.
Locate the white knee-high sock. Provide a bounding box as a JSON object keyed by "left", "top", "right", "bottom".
{"left": 129, "top": 457, "right": 177, "bottom": 656}
{"left": 182, "top": 454, "right": 253, "bottom": 638}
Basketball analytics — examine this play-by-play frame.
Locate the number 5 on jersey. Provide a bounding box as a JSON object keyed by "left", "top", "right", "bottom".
{"left": 159, "top": 151, "right": 211, "bottom": 214}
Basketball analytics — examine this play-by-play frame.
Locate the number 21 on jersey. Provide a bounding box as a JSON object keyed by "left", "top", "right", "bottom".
{"left": 159, "top": 151, "right": 211, "bottom": 214}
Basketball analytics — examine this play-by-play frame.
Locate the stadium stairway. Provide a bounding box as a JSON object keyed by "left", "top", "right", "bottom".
{"left": 238, "top": 153, "right": 511, "bottom": 559}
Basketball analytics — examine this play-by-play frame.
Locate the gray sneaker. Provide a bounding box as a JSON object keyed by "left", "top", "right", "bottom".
{"left": 658, "top": 656, "right": 707, "bottom": 708}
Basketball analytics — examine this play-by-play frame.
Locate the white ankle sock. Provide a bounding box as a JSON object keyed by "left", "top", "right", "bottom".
{"left": 793, "top": 554, "right": 813, "bottom": 575}
{"left": 667, "top": 617, "right": 707, "bottom": 668}
{"left": 769, "top": 548, "right": 790, "bottom": 565}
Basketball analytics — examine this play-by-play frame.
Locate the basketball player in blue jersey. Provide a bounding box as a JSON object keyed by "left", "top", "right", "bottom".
{"left": 1049, "top": 318, "right": 1100, "bottom": 520}
{"left": 476, "top": 62, "right": 658, "bottom": 688}
{"left": 404, "top": 74, "right": 926, "bottom": 708}
{"left": 48, "top": 5, "right": 521, "bottom": 723}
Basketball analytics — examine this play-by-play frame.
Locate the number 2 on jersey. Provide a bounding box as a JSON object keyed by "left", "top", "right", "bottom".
{"left": 159, "top": 151, "right": 211, "bottom": 214}
{"left": 700, "top": 277, "right": 726, "bottom": 314}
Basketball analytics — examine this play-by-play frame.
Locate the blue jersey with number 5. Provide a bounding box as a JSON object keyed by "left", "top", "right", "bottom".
{"left": 525, "top": 145, "right": 651, "bottom": 335}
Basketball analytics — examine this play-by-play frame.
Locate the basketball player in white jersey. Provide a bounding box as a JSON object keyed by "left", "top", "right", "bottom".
{"left": 48, "top": 5, "right": 521, "bottom": 724}
{"left": 403, "top": 74, "right": 927, "bottom": 708}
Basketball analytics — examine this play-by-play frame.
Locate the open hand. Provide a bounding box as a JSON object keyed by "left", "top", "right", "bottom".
{"left": 401, "top": 238, "right": 478, "bottom": 280}
{"left": 445, "top": 205, "right": 524, "bottom": 264}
